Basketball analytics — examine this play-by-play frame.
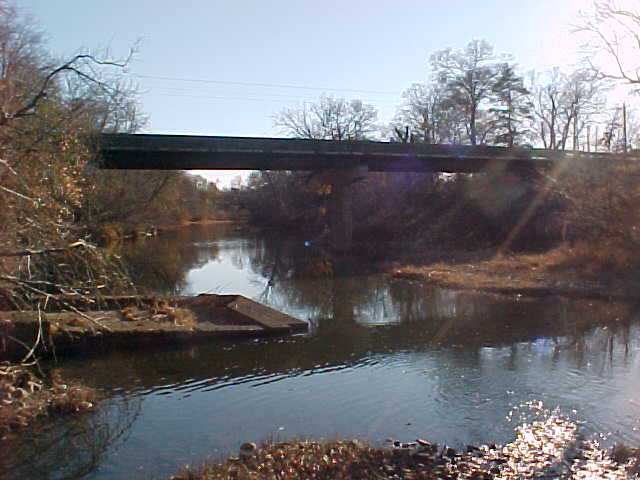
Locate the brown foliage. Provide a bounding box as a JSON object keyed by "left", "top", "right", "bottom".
{"left": 0, "top": 364, "right": 97, "bottom": 439}
{"left": 171, "top": 440, "right": 394, "bottom": 480}
{"left": 0, "top": 1, "right": 142, "bottom": 311}
{"left": 550, "top": 156, "right": 640, "bottom": 243}
{"left": 549, "top": 241, "right": 639, "bottom": 280}
{"left": 170, "top": 414, "right": 631, "bottom": 479}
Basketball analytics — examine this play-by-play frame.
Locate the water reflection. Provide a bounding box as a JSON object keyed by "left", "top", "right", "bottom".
{"left": 2, "top": 396, "right": 141, "bottom": 480}
{"left": 115, "top": 226, "right": 227, "bottom": 295}
{"left": 45, "top": 314, "right": 640, "bottom": 479}
{"left": 25, "top": 225, "right": 640, "bottom": 479}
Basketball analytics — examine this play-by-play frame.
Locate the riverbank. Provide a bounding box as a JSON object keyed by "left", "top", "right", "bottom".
{"left": 95, "top": 217, "right": 250, "bottom": 244}
{"left": 391, "top": 242, "right": 640, "bottom": 301}
{"left": 170, "top": 416, "right": 637, "bottom": 479}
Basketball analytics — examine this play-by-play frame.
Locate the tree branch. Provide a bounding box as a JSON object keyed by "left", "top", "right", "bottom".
{"left": 0, "top": 241, "right": 88, "bottom": 257}
{"left": 0, "top": 51, "right": 134, "bottom": 126}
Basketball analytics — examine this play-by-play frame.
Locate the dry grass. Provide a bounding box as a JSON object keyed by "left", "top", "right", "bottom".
{"left": 0, "top": 363, "right": 97, "bottom": 439}
{"left": 547, "top": 241, "right": 639, "bottom": 280}
{"left": 170, "top": 415, "right": 637, "bottom": 480}
{"left": 119, "top": 302, "right": 198, "bottom": 327}
{"left": 393, "top": 241, "right": 640, "bottom": 300}
{"left": 171, "top": 440, "right": 393, "bottom": 480}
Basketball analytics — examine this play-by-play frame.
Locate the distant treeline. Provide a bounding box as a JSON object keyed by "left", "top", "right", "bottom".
{"left": 240, "top": 32, "right": 640, "bottom": 269}
{"left": 82, "top": 170, "right": 222, "bottom": 242}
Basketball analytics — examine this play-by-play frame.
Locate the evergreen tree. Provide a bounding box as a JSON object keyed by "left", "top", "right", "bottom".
{"left": 491, "top": 63, "right": 531, "bottom": 147}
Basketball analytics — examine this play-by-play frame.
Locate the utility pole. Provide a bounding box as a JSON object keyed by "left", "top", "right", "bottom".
{"left": 587, "top": 125, "right": 591, "bottom": 152}
{"left": 623, "top": 103, "right": 628, "bottom": 153}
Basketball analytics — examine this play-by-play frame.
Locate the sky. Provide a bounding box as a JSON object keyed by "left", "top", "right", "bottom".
{"left": 19, "top": 0, "right": 590, "bottom": 186}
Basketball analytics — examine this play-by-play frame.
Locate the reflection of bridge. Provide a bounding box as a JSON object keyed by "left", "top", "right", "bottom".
{"left": 98, "top": 133, "right": 621, "bottom": 250}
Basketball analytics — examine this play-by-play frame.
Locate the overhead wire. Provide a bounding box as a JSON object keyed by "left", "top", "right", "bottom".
{"left": 141, "top": 82, "right": 398, "bottom": 102}
{"left": 146, "top": 89, "right": 400, "bottom": 107}
{"left": 131, "top": 73, "right": 400, "bottom": 96}
{"left": 125, "top": 72, "right": 404, "bottom": 132}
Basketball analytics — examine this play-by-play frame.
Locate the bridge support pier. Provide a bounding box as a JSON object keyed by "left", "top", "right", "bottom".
{"left": 326, "top": 166, "right": 368, "bottom": 252}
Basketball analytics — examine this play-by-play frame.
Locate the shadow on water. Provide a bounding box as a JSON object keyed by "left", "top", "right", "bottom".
{"left": 9, "top": 225, "right": 640, "bottom": 479}
{"left": 1, "top": 397, "right": 141, "bottom": 480}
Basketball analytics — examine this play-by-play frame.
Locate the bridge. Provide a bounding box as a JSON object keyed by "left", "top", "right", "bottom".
{"left": 98, "top": 133, "right": 615, "bottom": 172}
{"left": 98, "top": 133, "right": 622, "bottom": 251}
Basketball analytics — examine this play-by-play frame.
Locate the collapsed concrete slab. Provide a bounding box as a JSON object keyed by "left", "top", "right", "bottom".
{"left": 0, "top": 294, "right": 308, "bottom": 360}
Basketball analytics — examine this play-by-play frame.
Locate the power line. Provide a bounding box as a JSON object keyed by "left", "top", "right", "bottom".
{"left": 133, "top": 73, "right": 400, "bottom": 96}
{"left": 149, "top": 83, "right": 395, "bottom": 102}
{"left": 148, "top": 89, "right": 400, "bottom": 107}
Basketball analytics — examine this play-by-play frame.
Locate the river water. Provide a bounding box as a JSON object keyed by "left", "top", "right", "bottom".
{"left": 7, "top": 224, "right": 640, "bottom": 479}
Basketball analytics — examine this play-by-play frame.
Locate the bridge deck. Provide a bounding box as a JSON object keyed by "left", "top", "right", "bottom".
{"left": 99, "top": 133, "right": 620, "bottom": 172}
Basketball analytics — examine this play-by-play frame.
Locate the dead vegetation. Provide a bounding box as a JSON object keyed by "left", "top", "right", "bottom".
{"left": 393, "top": 239, "right": 640, "bottom": 300}
{"left": 172, "top": 440, "right": 390, "bottom": 480}
{"left": 0, "top": 0, "right": 143, "bottom": 319}
{"left": 0, "top": 363, "right": 97, "bottom": 439}
{"left": 170, "top": 414, "right": 636, "bottom": 479}
{"left": 119, "top": 299, "right": 197, "bottom": 327}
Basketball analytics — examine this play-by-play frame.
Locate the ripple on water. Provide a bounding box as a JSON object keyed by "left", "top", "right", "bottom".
{"left": 15, "top": 227, "right": 640, "bottom": 480}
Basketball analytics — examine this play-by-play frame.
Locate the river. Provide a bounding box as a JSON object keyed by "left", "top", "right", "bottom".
{"left": 6, "top": 224, "right": 640, "bottom": 479}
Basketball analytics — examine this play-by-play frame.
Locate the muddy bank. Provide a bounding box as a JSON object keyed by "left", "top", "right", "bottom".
{"left": 391, "top": 246, "right": 640, "bottom": 301}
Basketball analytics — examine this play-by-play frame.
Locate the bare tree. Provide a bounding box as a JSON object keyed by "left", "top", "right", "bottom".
{"left": 577, "top": 0, "right": 640, "bottom": 87}
{"left": 529, "top": 68, "right": 608, "bottom": 149}
{"left": 0, "top": 2, "right": 47, "bottom": 125}
{"left": 0, "top": 2, "right": 139, "bottom": 130}
{"left": 430, "top": 39, "right": 503, "bottom": 145}
{"left": 63, "top": 71, "right": 146, "bottom": 134}
{"left": 274, "top": 93, "right": 378, "bottom": 140}
{"left": 0, "top": 0, "right": 143, "bottom": 312}
{"left": 595, "top": 104, "right": 639, "bottom": 152}
{"left": 391, "top": 82, "right": 464, "bottom": 144}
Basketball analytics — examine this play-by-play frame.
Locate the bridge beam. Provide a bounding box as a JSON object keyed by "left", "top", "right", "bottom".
{"left": 326, "top": 166, "right": 368, "bottom": 252}
{"left": 98, "top": 133, "right": 591, "bottom": 173}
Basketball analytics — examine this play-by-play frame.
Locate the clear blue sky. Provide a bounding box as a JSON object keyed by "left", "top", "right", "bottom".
{"left": 19, "top": 0, "right": 586, "bottom": 184}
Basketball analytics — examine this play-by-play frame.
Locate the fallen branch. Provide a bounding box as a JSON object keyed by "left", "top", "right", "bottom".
{"left": 63, "top": 303, "right": 112, "bottom": 332}
{"left": 0, "top": 185, "right": 36, "bottom": 203}
{"left": 0, "top": 276, "right": 111, "bottom": 331}
{"left": 0, "top": 274, "right": 79, "bottom": 292}
{"left": 0, "top": 241, "right": 89, "bottom": 258}
{"left": 20, "top": 304, "right": 44, "bottom": 364}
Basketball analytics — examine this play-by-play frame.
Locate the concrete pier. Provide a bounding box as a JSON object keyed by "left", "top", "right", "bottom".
{"left": 325, "top": 166, "right": 368, "bottom": 251}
